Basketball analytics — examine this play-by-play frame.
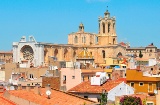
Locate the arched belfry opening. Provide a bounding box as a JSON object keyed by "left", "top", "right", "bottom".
{"left": 108, "top": 23, "right": 110, "bottom": 33}
{"left": 102, "top": 23, "right": 105, "bottom": 33}
{"left": 79, "top": 23, "right": 84, "bottom": 32}
{"left": 113, "top": 23, "right": 115, "bottom": 30}
{"left": 113, "top": 38, "right": 115, "bottom": 44}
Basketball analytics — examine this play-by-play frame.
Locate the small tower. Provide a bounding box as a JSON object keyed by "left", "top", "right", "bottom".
{"left": 98, "top": 9, "right": 117, "bottom": 45}
{"left": 79, "top": 23, "right": 84, "bottom": 32}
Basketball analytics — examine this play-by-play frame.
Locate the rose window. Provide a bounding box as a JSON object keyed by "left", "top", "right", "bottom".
{"left": 22, "top": 46, "right": 34, "bottom": 61}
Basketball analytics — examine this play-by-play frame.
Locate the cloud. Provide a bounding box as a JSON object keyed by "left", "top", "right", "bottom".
{"left": 86, "top": 0, "right": 110, "bottom": 3}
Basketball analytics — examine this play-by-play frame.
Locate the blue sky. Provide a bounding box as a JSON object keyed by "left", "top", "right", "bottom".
{"left": 0, "top": 0, "right": 160, "bottom": 50}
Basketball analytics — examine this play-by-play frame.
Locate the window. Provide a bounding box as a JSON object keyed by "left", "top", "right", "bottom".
{"left": 82, "top": 76, "right": 84, "bottom": 81}
{"left": 72, "top": 76, "right": 75, "bottom": 79}
{"left": 148, "top": 83, "right": 153, "bottom": 92}
{"left": 139, "top": 82, "right": 144, "bottom": 86}
{"left": 63, "top": 75, "right": 66, "bottom": 81}
{"left": 30, "top": 74, "right": 33, "bottom": 78}
{"left": 130, "top": 82, "right": 134, "bottom": 88}
{"left": 84, "top": 36, "right": 86, "bottom": 43}
{"left": 63, "top": 75, "right": 66, "bottom": 84}
{"left": 84, "top": 96, "right": 88, "bottom": 99}
{"left": 147, "top": 103, "right": 154, "bottom": 105}
{"left": 108, "top": 74, "right": 111, "bottom": 79}
{"left": 88, "top": 75, "right": 90, "bottom": 81}
{"left": 102, "top": 50, "right": 105, "bottom": 58}
{"left": 74, "top": 36, "right": 78, "bottom": 43}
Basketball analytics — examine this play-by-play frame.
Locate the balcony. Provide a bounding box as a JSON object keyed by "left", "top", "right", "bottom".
{"left": 143, "top": 71, "right": 160, "bottom": 77}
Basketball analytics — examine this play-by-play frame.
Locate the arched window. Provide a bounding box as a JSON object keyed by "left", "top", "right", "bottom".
{"left": 54, "top": 49, "right": 58, "bottom": 57}
{"left": 108, "top": 23, "right": 110, "bottom": 33}
{"left": 117, "top": 52, "right": 122, "bottom": 57}
{"left": 64, "top": 48, "right": 68, "bottom": 58}
{"left": 113, "top": 23, "right": 115, "bottom": 30}
{"left": 73, "top": 51, "right": 76, "bottom": 57}
{"left": 102, "top": 50, "right": 105, "bottom": 58}
{"left": 74, "top": 36, "right": 78, "bottom": 43}
{"left": 102, "top": 23, "right": 105, "bottom": 33}
{"left": 84, "top": 36, "right": 86, "bottom": 43}
{"left": 82, "top": 37, "right": 83, "bottom": 43}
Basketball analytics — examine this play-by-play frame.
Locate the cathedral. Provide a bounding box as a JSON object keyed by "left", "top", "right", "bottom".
{"left": 12, "top": 10, "right": 134, "bottom": 68}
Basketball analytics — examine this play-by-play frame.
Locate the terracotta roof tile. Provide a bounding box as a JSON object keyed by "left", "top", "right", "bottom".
{"left": 0, "top": 92, "right": 16, "bottom": 105}
{"left": 68, "top": 79, "right": 125, "bottom": 93}
{"left": 7, "top": 88, "right": 95, "bottom": 105}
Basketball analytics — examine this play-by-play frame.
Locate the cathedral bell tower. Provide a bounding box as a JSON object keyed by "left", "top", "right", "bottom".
{"left": 98, "top": 9, "right": 117, "bottom": 45}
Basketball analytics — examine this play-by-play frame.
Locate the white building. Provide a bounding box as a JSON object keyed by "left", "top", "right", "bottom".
{"left": 13, "top": 36, "right": 44, "bottom": 68}
{"left": 68, "top": 77, "right": 134, "bottom": 102}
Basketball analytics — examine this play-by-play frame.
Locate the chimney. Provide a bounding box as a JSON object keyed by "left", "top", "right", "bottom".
{"left": 34, "top": 83, "right": 41, "bottom": 95}
{"left": 18, "top": 84, "right": 22, "bottom": 90}
{"left": 46, "top": 84, "right": 51, "bottom": 91}
{"left": 26, "top": 84, "right": 30, "bottom": 91}
{"left": 46, "top": 84, "right": 51, "bottom": 99}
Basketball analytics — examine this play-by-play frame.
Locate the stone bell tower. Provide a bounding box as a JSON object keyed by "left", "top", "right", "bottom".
{"left": 98, "top": 9, "right": 117, "bottom": 45}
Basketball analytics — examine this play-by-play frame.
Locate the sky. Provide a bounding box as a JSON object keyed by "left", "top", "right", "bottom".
{"left": 0, "top": 0, "right": 160, "bottom": 51}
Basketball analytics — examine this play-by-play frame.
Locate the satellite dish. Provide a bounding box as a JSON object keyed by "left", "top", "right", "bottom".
{"left": 154, "top": 89, "right": 158, "bottom": 95}
{"left": 46, "top": 90, "right": 51, "bottom": 96}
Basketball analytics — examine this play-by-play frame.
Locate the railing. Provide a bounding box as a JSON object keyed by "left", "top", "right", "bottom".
{"left": 143, "top": 71, "right": 160, "bottom": 77}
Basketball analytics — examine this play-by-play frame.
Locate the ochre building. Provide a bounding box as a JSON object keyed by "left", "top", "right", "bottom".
{"left": 12, "top": 10, "right": 126, "bottom": 67}
{"left": 12, "top": 10, "right": 159, "bottom": 68}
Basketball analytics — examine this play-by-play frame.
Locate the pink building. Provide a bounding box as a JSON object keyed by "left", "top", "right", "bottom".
{"left": 60, "top": 68, "right": 82, "bottom": 91}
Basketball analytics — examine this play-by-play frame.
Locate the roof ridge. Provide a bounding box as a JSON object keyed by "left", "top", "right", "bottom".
{"left": 52, "top": 88, "right": 96, "bottom": 103}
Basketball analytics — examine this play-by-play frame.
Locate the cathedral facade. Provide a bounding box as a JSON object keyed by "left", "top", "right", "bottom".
{"left": 12, "top": 10, "right": 127, "bottom": 68}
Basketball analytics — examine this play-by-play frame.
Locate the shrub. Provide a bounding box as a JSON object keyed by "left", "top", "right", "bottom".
{"left": 120, "top": 95, "right": 142, "bottom": 105}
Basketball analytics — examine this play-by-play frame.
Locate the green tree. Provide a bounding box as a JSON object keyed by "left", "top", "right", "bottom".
{"left": 139, "top": 50, "right": 143, "bottom": 58}
{"left": 100, "top": 90, "right": 108, "bottom": 105}
{"left": 138, "top": 50, "right": 143, "bottom": 68}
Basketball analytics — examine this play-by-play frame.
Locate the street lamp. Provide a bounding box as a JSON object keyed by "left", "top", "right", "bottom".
{"left": 101, "top": 89, "right": 108, "bottom": 105}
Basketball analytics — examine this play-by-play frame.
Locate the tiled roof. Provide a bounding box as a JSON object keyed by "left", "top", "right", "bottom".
{"left": 81, "top": 69, "right": 104, "bottom": 73}
{"left": 68, "top": 79, "right": 125, "bottom": 94}
{"left": 135, "top": 58, "right": 148, "bottom": 61}
{"left": 0, "top": 92, "right": 16, "bottom": 105}
{"left": 8, "top": 88, "right": 95, "bottom": 105}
